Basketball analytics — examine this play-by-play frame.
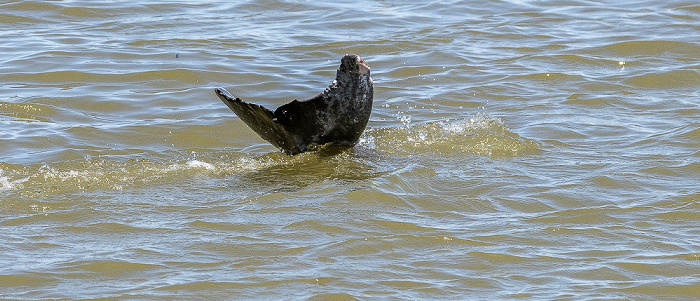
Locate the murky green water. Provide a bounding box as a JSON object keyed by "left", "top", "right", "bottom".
{"left": 2, "top": 0, "right": 699, "bottom": 299}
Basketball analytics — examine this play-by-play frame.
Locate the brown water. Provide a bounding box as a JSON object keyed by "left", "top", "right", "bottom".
{"left": 1, "top": 0, "right": 700, "bottom": 299}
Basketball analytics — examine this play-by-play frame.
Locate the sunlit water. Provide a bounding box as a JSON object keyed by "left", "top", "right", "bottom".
{"left": 1, "top": 0, "right": 699, "bottom": 299}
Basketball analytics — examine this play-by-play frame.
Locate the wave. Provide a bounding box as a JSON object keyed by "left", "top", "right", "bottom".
{"left": 362, "top": 112, "right": 540, "bottom": 157}
{"left": 1, "top": 111, "right": 539, "bottom": 196}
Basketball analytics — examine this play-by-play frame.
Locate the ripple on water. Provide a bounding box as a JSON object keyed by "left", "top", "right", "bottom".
{"left": 624, "top": 70, "right": 700, "bottom": 89}
{"left": 0, "top": 100, "right": 54, "bottom": 123}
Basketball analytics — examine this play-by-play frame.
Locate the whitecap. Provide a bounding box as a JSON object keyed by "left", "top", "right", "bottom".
{"left": 0, "top": 168, "right": 29, "bottom": 191}
{"left": 186, "top": 160, "right": 216, "bottom": 170}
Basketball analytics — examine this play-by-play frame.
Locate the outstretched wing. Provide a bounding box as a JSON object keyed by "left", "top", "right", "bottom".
{"left": 215, "top": 87, "right": 301, "bottom": 153}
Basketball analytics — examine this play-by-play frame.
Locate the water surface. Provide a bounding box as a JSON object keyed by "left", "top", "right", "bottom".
{"left": 2, "top": 0, "right": 700, "bottom": 299}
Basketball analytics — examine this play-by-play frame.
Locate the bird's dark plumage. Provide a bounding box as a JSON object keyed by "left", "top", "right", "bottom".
{"left": 216, "top": 54, "right": 373, "bottom": 155}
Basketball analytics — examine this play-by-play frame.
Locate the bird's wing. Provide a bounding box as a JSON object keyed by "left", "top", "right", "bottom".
{"left": 215, "top": 87, "right": 302, "bottom": 153}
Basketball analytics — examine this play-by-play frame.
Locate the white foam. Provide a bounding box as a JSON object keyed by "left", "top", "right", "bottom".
{"left": 0, "top": 176, "right": 11, "bottom": 191}
{"left": 0, "top": 169, "right": 29, "bottom": 191}
{"left": 186, "top": 160, "right": 216, "bottom": 170}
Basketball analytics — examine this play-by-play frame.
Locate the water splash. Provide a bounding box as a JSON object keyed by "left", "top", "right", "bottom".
{"left": 1, "top": 112, "right": 538, "bottom": 196}
{"left": 0, "top": 153, "right": 290, "bottom": 196}
{"left": 398, "top": 112, "right": 412, "bottom": 129}
{"left": 0, "top": 168, "right": 30, "bottom": 191}
{"left": 364, "top": 112, "right": 540, "bottom": 157}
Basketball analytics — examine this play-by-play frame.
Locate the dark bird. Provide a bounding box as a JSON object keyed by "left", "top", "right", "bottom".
{"left": 215, "top": 54, "right": 373, "bottom": 155}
